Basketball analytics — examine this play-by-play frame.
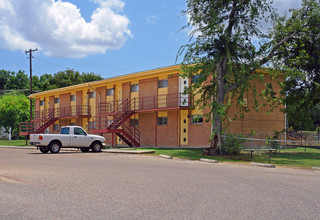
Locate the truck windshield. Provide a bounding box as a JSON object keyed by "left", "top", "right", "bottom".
{"left": 60, "top": 127, "right": 70, "bottom": 134}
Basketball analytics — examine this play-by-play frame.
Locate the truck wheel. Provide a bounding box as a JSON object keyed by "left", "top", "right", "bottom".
{"left": 39, "top": 147, "right": 49, "bottom": 153}
{"left": 91, "top": 142, "right": 102, "bottom": 152}
{"left": 80, "top": 147, "right": 89, "bottom": 153}
{"left": 49, "top": 141, "right": 61, "bottom": 153}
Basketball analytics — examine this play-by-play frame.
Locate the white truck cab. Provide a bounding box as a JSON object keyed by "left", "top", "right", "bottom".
{"left": 29, "top": 126, "right": 106, "bottom": 154}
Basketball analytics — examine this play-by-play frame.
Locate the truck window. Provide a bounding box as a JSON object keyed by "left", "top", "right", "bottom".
{"left": 74, "top": 127, "right": 86, "bottom": 135}
{"left": 60, "top": 127, "right": 70, "bottom": 134}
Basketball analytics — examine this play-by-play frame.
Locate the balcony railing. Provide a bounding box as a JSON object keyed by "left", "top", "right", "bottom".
{"left": 99, "top": 93, "right": 191, "bottom": 114}
{"left": 32, "top": 105, "right": 91, "bottom": 120}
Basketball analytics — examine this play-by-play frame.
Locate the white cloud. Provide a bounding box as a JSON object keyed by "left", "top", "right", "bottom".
{"left": 0, "top": 0, "right": 132, "bottom": 58}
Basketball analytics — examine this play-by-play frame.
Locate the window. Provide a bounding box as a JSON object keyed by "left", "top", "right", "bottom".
{"left": 89, "top": 91, "right": 95, "bottom": 99}
{"left": 54, "top": 97, "right": 59, "bottom": 104}
{"left": 70, "top": 95, "right": 76, "bottom": 101}
{"left": 130, "top": 84, "right": 139, "bottom": 92}
{"left": 54, "top": 124, "right": 59, "bottom": 131}
{"left": 157, "top": 117, "right": 167, "bottom": 125}
{"left": 130, "top": 119, "right": 139, "bottom": 126}
{"left": 88, "top": 121, "right": 95, "bottom": 129}
{"left": 158, "top": 79, "right": 168, "bottom": 88}
{"left": 191, "top": 75, "right": 202, "bottom": 84}
{"left": 191, "top": 115, "right": 203, "bottom": 124}
{"left": 106, "top": 88, "right": 114, "bottom": 96}
{"left": 74, "top": 127, "right": 86, "bottom": 135}
{"left": 40, "top": 100, "right": 44, "bottom": 106}
{"left": 60, "top": 127, "right": 70, "bottom": 134}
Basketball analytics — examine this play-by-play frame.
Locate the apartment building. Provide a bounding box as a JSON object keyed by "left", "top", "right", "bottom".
{"left": 20, "top": 65, "right": 284, "bottom": 147}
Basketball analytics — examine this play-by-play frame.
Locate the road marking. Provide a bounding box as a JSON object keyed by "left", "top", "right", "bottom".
{"left": 0, "top": 174, "right": 56, "bottom": 191}
{"left": 0, "top": 176, "right": 19, "bottom": 183}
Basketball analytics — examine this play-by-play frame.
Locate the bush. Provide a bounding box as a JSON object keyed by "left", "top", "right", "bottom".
{"left": 267, "top": 130, "right": 281, "bottom": 149}
{"left": 221, "top": 134, "right": 244, "bottom": 155}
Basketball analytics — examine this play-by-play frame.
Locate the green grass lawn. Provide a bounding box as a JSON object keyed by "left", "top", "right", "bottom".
{"left": 138, "top": 147, "right": 320, "bottom": 169}
{"left": 0, "top": 139, "right": 29, "bottom": 146}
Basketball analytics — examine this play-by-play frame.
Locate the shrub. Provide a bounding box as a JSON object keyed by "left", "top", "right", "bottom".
{"left": 221, "top": 134, "right": 244, "bottom": 155}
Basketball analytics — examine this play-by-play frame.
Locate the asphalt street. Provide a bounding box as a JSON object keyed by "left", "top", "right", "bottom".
{"left": 0, "top": 148, "right": 319, "bottom": 219}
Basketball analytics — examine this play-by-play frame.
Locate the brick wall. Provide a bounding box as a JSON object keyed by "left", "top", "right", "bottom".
{"left": 139, "top": 112, "right": 156, "bottom": 146}
{"left": 157, "top": 110, "right": 178, "bottom": 146}
{"left": 122, "top": 82, "right": 131, "bottom": 101}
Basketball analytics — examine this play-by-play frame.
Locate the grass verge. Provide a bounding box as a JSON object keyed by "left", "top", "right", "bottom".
{"left": 0, "top": 139, "right": 29, "bottom": 146}
{"left": 138, "top": 147, "right": 320, "bottom": 169}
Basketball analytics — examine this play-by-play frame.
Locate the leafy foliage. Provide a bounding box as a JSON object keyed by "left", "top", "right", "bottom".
{"left": 271, "top": 0, "right": 320, "bottom": 131}
{"left": 0, "top": 93, "right": 30, "bottom": 136}
{"left": 178, "top": 0, "right": 320, "bottom": 153}
{"left": 221, "top": 134, "right": 244, "bottom": 155}
{"left": 0, "top": 69, "right": 103, "bottom": 93}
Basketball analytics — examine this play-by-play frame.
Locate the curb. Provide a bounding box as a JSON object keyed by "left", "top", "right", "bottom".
{"left": 200, "top": 158, "right": 218, "bottom": 163}
{"left": 312, "top": 167, "right": 320, "bottom": 170}
{"left": 251, "top": 162, "right": 275, "bottom": 168}
{"left": 159, "top": 154, "right": 173, "bottom": 159}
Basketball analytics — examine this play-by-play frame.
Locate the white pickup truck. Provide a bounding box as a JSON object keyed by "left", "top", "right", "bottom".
{"left": 29, "top": 126, "right": 106, "bottom": 154}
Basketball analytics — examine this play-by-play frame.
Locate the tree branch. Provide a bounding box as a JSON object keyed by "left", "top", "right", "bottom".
{"left": 250, "top": 30, "right": 301, "bottom": 74}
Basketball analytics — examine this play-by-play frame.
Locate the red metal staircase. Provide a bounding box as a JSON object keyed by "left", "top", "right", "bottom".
{"left": 19, "top": 109, "right": 58, "bottom": 135}
{"left": 94, "top": 99, "right": 140, "bottom": 147}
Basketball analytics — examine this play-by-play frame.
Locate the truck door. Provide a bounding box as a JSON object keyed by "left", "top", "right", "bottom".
{"left": 60, "top": 127, "right": 71, "bottom": 147}
{"left": 72, "top": 127, "right": 91, "bottom": 147}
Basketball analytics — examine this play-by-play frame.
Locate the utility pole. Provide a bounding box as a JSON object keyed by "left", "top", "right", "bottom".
{"left": 25, "top": 48, "right": 37, "bottom": 122}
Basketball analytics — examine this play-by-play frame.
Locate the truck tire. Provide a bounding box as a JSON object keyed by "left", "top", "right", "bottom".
{"left": 80, "top": 147, "right": 89, "bottom": 153}
{"left": 49, "top": 141, "right": 61, "bottom": 153}
{"left": 39, "top": 147, "right": 49, "bottom": 153}
{"left": 91, "top": 142, "right": 102, "bottom": 152}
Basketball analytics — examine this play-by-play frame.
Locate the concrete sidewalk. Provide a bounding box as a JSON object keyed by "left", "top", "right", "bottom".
{"left": 0, "top": 145, "right": 155, "bottom": 154}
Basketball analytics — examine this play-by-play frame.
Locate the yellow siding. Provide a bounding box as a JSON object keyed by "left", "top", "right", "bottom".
{"left": 180, "top": 110, "right": 188, "bottom": 145}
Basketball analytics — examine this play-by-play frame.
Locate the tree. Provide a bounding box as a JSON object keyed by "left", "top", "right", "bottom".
{"left": 4, "top": 70, "right": 28, "bottom": 90}
{"left": 0, "top": 93, "right": 29, "bottom": 136}
{"left": 0, "top": 69, "right": 12, "bottom": 90}
{"left": 271, "top": 0, "right": 320, "bottom": 131}
{"left": 178, "top": 0, "right": 320, "bottom": 154}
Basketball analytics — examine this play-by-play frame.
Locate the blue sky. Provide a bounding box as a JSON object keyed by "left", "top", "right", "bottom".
{"left": 0, "top": 0, "right": 301, "bottom": 79}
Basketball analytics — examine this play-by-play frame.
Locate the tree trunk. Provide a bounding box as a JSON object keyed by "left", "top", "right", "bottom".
{"left": 204, "top": 59, "right": 226, "bottom": 156}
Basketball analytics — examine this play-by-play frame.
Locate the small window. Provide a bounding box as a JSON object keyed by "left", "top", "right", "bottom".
{"left": 74, "top": 127, "right": 86, "bottom": 135}
{"left": 183, "top": 129, "right": 186, "bottom": 133}
{"left": 191, "top": 75, "right": 202, "bottom": 84}
{"left": 70, "top": 123, "right": 76, "bottom": 126}
{"left": 40, "top": 100, "right": 44, "bottom": 106}
{"left": 60, "top": 127, "right": 70, "bottom": 134}
{"left": 184, "top": 80, "right": 187, "bottom": 85}
{"left": 183, "top": 119, "right": 186, "bottom": 124}
{"left": 130, "top": 119, "right": 139, "bottom": 126}
{"left": 70, "top": 95, "right": 76, "bottom": 101}
{"left": 157, "top": 117, "right": 168, "bottom": 125}
{"left": 54, "top": 97, "right": 59, "bottom": 104}
{"left": 88, "top": 121, "right": 96, "bottom": 129}
{"left": 158, "top": 79, "right": 168, "bottom": 88}
{"left": 106, "top": 88, "right": 114, "bottom": 96}
{"left": 89, "top": 91, "right": 95, "bottom": 99}
{"left": 54, "top": 124, "right": 59, "bottom": 131}
{"left": 183, "top": 138, "right": 186, "bottom": 142}
{"left": 191, "top": 115, "right": 203, "bottom": 124}
{"left": 130, "top": 84, "right": 139, "bottom": 92}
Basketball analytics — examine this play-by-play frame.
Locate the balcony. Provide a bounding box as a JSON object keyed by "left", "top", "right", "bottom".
{"left": 33, "top": 105, "right": 91, "bottom": 121}
{"left": 98, "top": 93, "right": 191, "bottom": 115}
